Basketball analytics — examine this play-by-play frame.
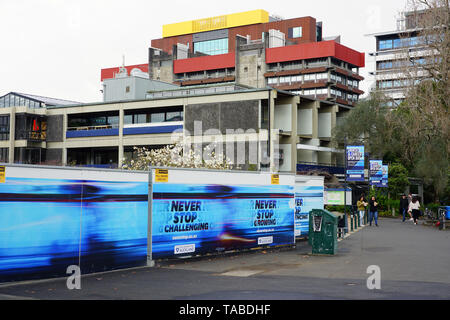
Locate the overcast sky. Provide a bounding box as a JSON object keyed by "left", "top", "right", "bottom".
{"left": 0, "top": 0, "right": 408, "bottom": 103}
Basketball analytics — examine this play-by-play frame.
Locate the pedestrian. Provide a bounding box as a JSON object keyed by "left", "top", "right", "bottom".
{"left": 357, "top": 196, "right": 368, "bottom": 226}
{"left": 369, "top": 196, "right": 379, "bottom": 227}
{"left": 407, "top": 193, "right": 414, "bottom": 221}
{"left": 408, "top": 196, "right": 421, "bottom": 225}
{"left": 400, "top": 194, "right": 409, "bottom": 222}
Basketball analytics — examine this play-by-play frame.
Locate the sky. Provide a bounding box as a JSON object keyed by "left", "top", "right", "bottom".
{"left": 0, "top": 0, "right": 408, "bottom": 103}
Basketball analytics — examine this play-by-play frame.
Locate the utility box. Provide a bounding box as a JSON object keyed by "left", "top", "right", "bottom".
{"left": 308, "top": 209, "right": 338, "bottom": 255}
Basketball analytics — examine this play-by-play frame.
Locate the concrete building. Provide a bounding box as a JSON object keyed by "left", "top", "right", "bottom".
{"left": 0, "top": 92, "right": 80, "bottom": 164}
{"left": 367, "top": 10, "right": 436, "bottom": 106}
{"left": 102, "top": 9, "right": 365, "bottom": 108}
{"left": 0, "top": 84, "right": 347, "bottom": 174}
{"left": 102, "top": 65, "right": 179, "bottom": 102}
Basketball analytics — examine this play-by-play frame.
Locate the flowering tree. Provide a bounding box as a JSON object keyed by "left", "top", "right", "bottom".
{"left": 121, "top": 140, "right": 234, "bottom": 171}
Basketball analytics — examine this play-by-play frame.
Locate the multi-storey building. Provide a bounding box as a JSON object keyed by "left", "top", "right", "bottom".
{"left": 0, "top": 92, "right": 79, "bottom": 164}
{"left": 102, "top": 9, "right": 365, "bottom": 108}
{"left": 0, "top": 84, "right": 348, "bottom": 174}
{"left": 367, "top": 10, "right": 435, "bottom": 106}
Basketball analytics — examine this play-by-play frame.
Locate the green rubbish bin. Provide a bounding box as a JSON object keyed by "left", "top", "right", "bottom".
{"left": 308, "top": 209, "right": 338, "bottom": 255}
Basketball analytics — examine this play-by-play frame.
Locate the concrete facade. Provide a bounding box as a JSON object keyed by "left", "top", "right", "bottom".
{"left": 0, "top": 86, "right": 344, "bottom": 174}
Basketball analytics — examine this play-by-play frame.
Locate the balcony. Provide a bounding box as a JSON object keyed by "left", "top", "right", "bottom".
{"left": 123, "top": 122, "right": 183, "bottom": 135}
{"left": 66, "top": 125, "right": 119, "bottom": 138}
{"left": 15, "top": 129, "right": 47, "bottom": 142}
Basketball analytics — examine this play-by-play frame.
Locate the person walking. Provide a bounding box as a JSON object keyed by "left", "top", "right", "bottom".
{"left": 369, "top": 196, "right": 379, "bottom": 227}
{"left": 407, "top": 193, "right": 414, "bottom": 221}
{"left": 408, "top": 196, "right": 421, "bottom": 225}
{"left": 400, "top": 194, "right": 409, "bottom": 222}
{"left": 357, "top": 196, "right": 368, "bottom": 226}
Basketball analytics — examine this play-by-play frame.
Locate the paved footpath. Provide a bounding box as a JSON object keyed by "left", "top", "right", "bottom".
{"left": 0, "top": 218, "right": 449, "bottom": 300}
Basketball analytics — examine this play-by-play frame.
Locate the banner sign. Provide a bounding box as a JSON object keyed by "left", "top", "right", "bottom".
{"left": 369, "top": 160, "right": 383, "bottom": 186}
{"left": 346, "top": 146, "right": 365, "bottom": 181}
{"left": 381, "top": 165, "right": 389, "bottom": 188}
{"left": 151, "top": 170, "right": 295, "bottom": 259}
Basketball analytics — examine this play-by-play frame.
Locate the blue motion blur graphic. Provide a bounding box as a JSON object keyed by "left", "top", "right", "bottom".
{"left": 295, "top": 186, "right": 324, "bottom": 238}
{"left": 0, "top": 177, "right": 148, "bottom": 282}
{"left": 152, "top": 183, "right": 295, "bottom": 259}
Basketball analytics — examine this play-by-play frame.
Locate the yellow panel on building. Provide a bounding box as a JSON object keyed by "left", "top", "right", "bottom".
{"left": 162, "top": 9, "right": 269, "bottom": 38}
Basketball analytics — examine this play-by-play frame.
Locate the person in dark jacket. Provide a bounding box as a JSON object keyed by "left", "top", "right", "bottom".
{"left": 369, "top": 196, "right": 379, "bottom": 227}
{"left": 400, "top": 194, "right": 409, "bottom": 222}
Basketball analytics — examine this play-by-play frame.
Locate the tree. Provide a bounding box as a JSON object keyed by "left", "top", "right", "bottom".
{"left": 388, "top": 163, "right": 410, "bottom": 197}
{"left": 334, "top": 0, "right": 449, "bottom": 201}
{"left": 122, "top": 140, "right": 234, "bottom": 171}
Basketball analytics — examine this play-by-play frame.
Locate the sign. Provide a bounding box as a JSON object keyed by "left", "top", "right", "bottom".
{"left": 0, "top": 166, "right": 4, "bottom": 183}
{"left": 294, "top": 182, "right": 324, "bottom": 238}
{"left": 369, "top": 160, "right": 383, "bottom": 186}
{"left": 151, "top": 170, "right": 295, "bottom": 260}
{"left": 346, "top": 146, "right": 365, "bottom": 181}
{"left": 155, "top": 169, "right": 169, "bottom": 183}
{"left": 380, "top": 165, "right": 389, "bottom": 188}
{"left": 324, "top": 189, "right": 352, "bottom": 206}
{"left": 271, "top": 174, "right": 280, "bottom": 185}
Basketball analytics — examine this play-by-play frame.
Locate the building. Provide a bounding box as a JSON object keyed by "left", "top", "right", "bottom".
{"left": 2, "top": 10, "right": 366, "bottom": 174}
{"left": 102, "top": 65, "right": 179, "bottom": 102}
{"left": 0, "top": 84, "right": 348, "bottom": 174}
{"left": 102, "top": 9, "right": 365, "bottom": 108}
{"left": 0, "top": 92, "right": 80, "bottom": 164}
{"left": 367, "top": 10, "right": 436, "bottom": 106}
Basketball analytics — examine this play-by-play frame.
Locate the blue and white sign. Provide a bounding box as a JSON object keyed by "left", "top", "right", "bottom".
{"left": 380, "top": 165, "right": 389, "bottom": 188}
{"left": 151, "top": 170, "right": 295, "bottom": 260}
{"left": 346, "top": 146, "right": 365, "bottom": 181}
{"left": 369, "top": 160, "right": 383, "bottom": 186}
{"left": 294, "top": 176, "right": 324, "bottom": 238}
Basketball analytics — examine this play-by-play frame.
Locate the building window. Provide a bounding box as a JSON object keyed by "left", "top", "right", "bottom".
{"left": 194, "top": 38, "right": 228, "bottom": 56}
{"left": 0, "top": 148, "right": 9, "bottom": 162}
{"left": 291, "top": 27, "right": 303, "bottom": 38}
{"left": 379, "top": 39, "right": 393, "bottom": 50}
{"left": 316, "top": 73, "right": 328, "bottom": 80}
{"left": 0, "top": 115, "right": 10, "bottom": 140}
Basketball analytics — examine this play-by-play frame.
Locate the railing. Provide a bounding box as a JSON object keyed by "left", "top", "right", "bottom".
{"left": 67, "top": 124, "right": 118, "bottom": 131}
{"left": 15, "top": 130, "right": 47, "bottom": 142}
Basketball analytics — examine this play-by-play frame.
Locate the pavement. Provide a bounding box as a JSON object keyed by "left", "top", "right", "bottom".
{"left": 0, "top": 218, "right": 449, "bottom": 300}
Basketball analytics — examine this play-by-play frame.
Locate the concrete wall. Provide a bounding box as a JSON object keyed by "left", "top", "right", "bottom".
{"left": 184, "top": 100, "right": 260, "bottom": 135}
{"left": 46, "top": 115, "right": 64, "bottom": 142}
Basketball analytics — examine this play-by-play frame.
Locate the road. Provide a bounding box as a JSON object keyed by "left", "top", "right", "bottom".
{"left": 0, "top": 218, "right": 449, "bottom": 300}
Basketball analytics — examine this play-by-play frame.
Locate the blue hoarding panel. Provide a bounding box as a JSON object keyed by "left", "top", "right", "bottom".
{"left": 151, "top": 183, "right": 294, "bottom": 259}
{"left": 0, "top": 177, "right": 148, "bottom": 282}
{"left": 294, "top": 186, "right": 324, "bottom": 238}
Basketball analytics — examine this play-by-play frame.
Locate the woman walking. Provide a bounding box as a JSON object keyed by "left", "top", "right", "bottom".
{"left": 408, "top": 196, "right": 421, "bottom": 225}
{"left": 369, "top": 196, "right": 379, "bottom": 227}
{"left": 357, "top": 196, "right": 368, "bottom": 226}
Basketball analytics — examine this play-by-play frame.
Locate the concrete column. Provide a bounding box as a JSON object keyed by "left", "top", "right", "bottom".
{"left": 269, "top": 90, "right": 276, "bottom": 173}
{"left": 62, "top": 112, "right": 67, "bottom": 166}
{"left": 8, "top": 107, "right": 15, "bottom": 163}
{"left": 118, "top": 108, "right": 124, "bottom": 168}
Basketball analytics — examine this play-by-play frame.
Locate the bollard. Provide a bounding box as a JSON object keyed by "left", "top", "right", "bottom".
{"left": 350, "top": 215, "right": 354, "bottom": 232}
{"left": 357, "top": 214, "right": 361, "bottom": 227}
